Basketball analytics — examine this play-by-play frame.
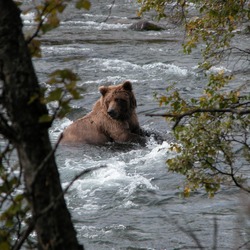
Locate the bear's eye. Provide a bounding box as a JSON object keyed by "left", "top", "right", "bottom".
{"left": 115, "top": 98, "right": 127, "bottom": 105}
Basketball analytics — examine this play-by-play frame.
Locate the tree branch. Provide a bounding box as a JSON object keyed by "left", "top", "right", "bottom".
{"left": 231, "top": 46, "right": 250, "bottom": 55}
{"left": 13, "top": 136, "right": 107, "bottom": 250}
{"left": 13, "top": 165, "right": 107, "bottom": 250}
{"left": 213, "top": 144, "right": 250, "bottom": 193}
{"left": 0, "top": 114, "right": 16, "bottom": 141}
{"left": 38, "top": 165, "right": 107, "bottom": 217}
{"left": 26, "top": 1, "right": 64, "bottom": 44}
{"left": 146, "top": 107, "right": 250, "bottom": 129}
{"left": 13, "top": 219, "right": 35, "bottom": 250}
{"left": 103, "top": 0, "right": 116, "bottom": 22}
{"left": 25, "top": 3, "right": 49, "bottom": 44}
{"left": 63, "top": 165, "right": 107, "bottom": 194}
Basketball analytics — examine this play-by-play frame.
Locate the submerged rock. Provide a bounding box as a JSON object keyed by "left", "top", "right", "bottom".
{"left": 129, "top": 20, "right": 164, "bottom": 31}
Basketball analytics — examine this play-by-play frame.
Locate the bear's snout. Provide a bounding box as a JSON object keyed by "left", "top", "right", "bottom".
{"left": 107, "top": 109, "right": 118, "bottom": 119}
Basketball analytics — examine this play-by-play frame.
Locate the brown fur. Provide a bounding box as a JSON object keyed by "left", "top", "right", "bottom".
{"left": 61, "top": 81, "right": 144, "bottom": 145}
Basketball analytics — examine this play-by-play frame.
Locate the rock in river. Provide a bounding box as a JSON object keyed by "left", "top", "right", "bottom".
{"left": 129, "top": 20, "right": 164, "bottom": 31}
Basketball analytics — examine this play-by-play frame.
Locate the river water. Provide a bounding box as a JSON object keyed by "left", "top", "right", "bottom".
{"left": 21, "top": 1, "right": 250, "bottom": 249}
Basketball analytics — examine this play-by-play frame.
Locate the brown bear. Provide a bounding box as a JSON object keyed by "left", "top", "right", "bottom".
{"left": 61, "top": 81, "right": 145, "bottom": 145}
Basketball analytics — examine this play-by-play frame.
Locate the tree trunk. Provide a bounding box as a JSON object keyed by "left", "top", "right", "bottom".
{"left": 0, "top": 1, "right": 83, "bottom": 249}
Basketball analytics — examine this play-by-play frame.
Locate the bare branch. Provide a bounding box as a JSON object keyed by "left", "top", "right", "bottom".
{"left": 212, "top": 218, "right": 218, "bottom": 250}
{"left": 237, "top": 240, "right": 250, "bottom": 250}
{"left": 13, "top": 219, "right": 35, "bottom": 250}
{"left": 38, "top": 165, "right": 107, "bottom": 217}
{"left": 0, "top": 114, "right": 16, "bottom": 141}
{"left": 103, "top": 0, "right": 116, "bottom": 22}
{"left": 13, "top": 138, "right": 107, "bottom": 249}
{"left": 231, "top": 46, "right": 250, "bottom": 55}
{"left": 214, "top": 145, "right": 250, "bottom": 193}
{"left": 32, "top": 165, "right": 107, "bottom": 233}
{"left": 170, "top": 218, "right": 204, "bottom": 249}
{"left": 63, "top": 165, "right": 107, "bottom": 194}
{"left": 231, "top": 173, "right": 250, "bottom": 193}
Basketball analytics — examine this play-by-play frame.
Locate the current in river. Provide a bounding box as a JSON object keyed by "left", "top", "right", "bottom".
{"left": 20, "top": 0, "right": 250, "bottom": 249}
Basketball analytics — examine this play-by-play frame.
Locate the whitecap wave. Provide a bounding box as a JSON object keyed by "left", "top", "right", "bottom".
{"left": 62, "top": 140, "right": 173, "bottom": 213}
{"left": 87, "top": 58, "right": 140, "bottom": 72}
{"left": 142, "top": 63, "right": 188, "bottom": 77}
{"left": 87, "top": 58, "right": 190, "bottom": 77}
{"left": 63, "top": 20, "right": 129, "bottom": 30}
{"left": 49, "top": 118, "right": 72, "bottom": 142}
{"left": 41, "top": 45, "right": 91, "bottom": 56}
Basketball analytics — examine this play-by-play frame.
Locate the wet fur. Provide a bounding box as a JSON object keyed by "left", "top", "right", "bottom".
{"left": 61, "top": 81, "right": 145, "bottom": 145}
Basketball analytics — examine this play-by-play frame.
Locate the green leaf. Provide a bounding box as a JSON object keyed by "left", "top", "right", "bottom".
{"left": 14, "top": 1, "right": 23, "bottom": 7}
{"left": 39, "top": 114, "right": 52, "bottom": 123}
{"left": 41, "top": 14, "right": 60, "bottom": 33}
{"left": 14, "top": 194, "right": 24, "bottom": 202}
{"left": 57, "top": 3, "right": 67, "bottom": 13}
{"left": 75, "top": 0, "right": 91, "bottom": 10}
{"left": 28, "top": 39, "right": 41, "bottom": 58}
{"left": 46, "top": 89, "right": 63, "bottom": 102}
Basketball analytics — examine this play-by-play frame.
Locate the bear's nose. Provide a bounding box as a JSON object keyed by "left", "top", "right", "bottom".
{"left": 108, "top": 109, "right": 117, "bottom": 118}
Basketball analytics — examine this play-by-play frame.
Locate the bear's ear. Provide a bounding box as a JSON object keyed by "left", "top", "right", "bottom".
{"left": 99, "top": 86, "right": 109, "bottom": 96}
{"left": 122, "top": 81, "right": 132, "bottom": 92}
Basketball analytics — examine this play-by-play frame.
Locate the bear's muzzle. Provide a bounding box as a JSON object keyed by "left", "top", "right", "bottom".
{"left": 107, "top": 108, "right": 119, "bottom": 119}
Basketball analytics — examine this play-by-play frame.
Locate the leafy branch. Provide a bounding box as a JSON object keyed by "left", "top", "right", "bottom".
{"left": 0, "top": 1, "right": 91, "bottom": 248}
{"left": 146, "top": 106, "right": 250, "bottom": 129}
{"left": 24, "top": 0, "right": 91, "bottom": 56}
{"left": 25, "top": 2, "right": 50, "bottom": 45}
{"left": 14, "top": 152, "right": 107, "bottom": 250}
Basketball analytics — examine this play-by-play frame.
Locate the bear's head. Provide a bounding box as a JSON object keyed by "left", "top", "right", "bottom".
{"left": 99, "top": 81, "right": 137, "bottom": 121}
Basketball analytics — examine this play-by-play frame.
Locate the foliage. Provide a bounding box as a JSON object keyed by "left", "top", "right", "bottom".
{"left": 25, "top": 0, "right": 91, "bottom": 56}
{"left": 0, "top": 0, "right": 90, "bottom": 249}
{"left": 159, "top": 73, "right": 250, "bottom": 197}
{"left": 39, "top": 68, "right": 82, "bottom": 123}
{"left": 23, "top": 0, "right": 90, "bottom": 121}
{"left": 138, "top": 0, "right": 250, "bottom": 196}
{"left": 0, "top": 142, "right": 36, "bottom": 250}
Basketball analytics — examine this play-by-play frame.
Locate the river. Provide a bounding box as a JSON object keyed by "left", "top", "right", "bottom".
{"left": 21, "top": 0, "right": 250, "bottom": 249}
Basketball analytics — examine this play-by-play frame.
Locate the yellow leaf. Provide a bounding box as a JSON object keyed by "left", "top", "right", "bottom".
{"left": 0, "top": 242, "right": 10, "bottom": 250}
{"left": 228, "top": 15, "right": 234, "bottom": 22}
{"left": 75, "top": 0, "right": 91, "bottom": 10}
{"left": 183, "top": 186, "right": 191, "bottom": 197}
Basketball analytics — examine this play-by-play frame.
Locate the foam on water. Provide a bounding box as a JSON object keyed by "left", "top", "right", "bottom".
{"left": 63, "top": 20, "right": 129, "bottom": 30}
{"left": 41, "top": 45, "right": 92, "bottom": 56}
{"left": 87, "top": 58, "right": 140, "bottom": 72}
{"left": 192, "top": 65, "right": 231, "bottom": 74}
{"left": 21, "top": 12, "right": 35, "bottom": 24}
{"left": 60, "top": 140, "right": 172, "bottom": 215}
{"left": 21, "top": 12, "right": 129, "bottom": 30}
{"left": 20, "top": 1, "right": 248, "bottom": 247}
{"left": 83, "top": 76, "right": 125, "bottom": 86}
{"left": 49, "top": 118, "right": 72, "bottom": 143}
{"left": 87, "top": 58, "right": 191, "bottom": 77}
{"left": 142, "top": 63, "right": 189, "bottom": 77}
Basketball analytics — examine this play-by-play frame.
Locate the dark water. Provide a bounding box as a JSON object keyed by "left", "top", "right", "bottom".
{"left": 21, "top": 1, "right": 250, "bottom": 249}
